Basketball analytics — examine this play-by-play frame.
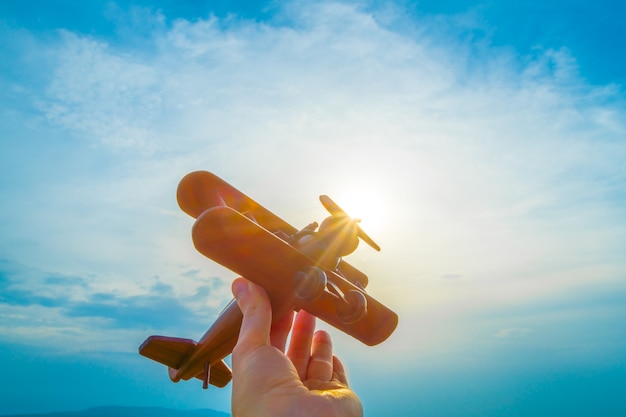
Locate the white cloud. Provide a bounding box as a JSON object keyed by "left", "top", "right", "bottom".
{"left": 3, "top": 0, "right": 626, "bottom": 354}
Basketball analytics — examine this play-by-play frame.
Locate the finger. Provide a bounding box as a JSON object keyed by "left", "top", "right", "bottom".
{"left": 306, "top": 330, "right": 333, "bottom": 381}
{"left": 332, "top": 355, "right": 349, "bottom": 385}
{"left": 270, "top": 309, "right": 294, "bottom": 352}
{"left": 232, "top": 277, "right": 272, "bottom": 356}
{"left": 286, "top": 309, "right": 315, "bottom": 380}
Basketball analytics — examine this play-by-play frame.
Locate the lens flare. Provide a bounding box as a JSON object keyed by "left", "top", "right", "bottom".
{"left": 330, "top": 189, "right": 387, "bottom": 239}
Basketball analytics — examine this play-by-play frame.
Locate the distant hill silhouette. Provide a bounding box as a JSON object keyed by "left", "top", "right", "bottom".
{"left": 1, "top": 406, "right": 230, "bottom": 417}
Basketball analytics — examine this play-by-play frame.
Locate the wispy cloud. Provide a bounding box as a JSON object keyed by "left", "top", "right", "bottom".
{"left": 0, "top": 259, "right": 227, "bottom": 351}
{"left": 494, "top": 327, "right": 533, "bottom": 338}
{"left": 1, "top": 0, "right": 625, "bottom": 359}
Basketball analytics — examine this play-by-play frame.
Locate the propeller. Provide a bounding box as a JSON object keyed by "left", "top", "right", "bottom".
{"left": 319, "top": 195, "right": 381, "bottom": 252}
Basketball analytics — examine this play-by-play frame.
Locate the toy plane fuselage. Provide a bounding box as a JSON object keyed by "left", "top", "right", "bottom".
{"left": 139, "top": 171, "right": 398, "bottom": 389}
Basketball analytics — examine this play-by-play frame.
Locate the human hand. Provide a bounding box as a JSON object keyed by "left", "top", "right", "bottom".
{"left": 230, "top": 277, "right": 363, "bottom": 417}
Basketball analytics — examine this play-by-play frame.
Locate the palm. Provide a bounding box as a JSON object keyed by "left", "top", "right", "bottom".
{"left": 231, "top": 279, "right": 363, "bottom": 417}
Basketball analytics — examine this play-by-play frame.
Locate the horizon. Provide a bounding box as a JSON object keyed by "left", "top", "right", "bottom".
{"left": 0, "top": 406, "right": 230, "bottom": 417}
{"left": 1, "top": 1, "right": 625, "bottom": 416}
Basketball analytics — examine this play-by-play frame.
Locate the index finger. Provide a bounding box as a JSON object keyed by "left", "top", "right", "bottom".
{"left": 232, "top": 278, "right": 272, "bottom": 356}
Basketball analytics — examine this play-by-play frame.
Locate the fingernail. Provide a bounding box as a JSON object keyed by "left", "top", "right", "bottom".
{"left": 232, "top": 278, "right": 249, "bottom": 300}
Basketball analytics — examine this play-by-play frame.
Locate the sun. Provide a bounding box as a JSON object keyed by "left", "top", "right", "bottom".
{"left": 330, "top": 186, "right": 387, "bottom": 240}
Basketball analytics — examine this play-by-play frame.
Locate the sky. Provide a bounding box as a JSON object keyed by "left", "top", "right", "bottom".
{"left": 1, "top": 0, "right": 625, "bottom": 416}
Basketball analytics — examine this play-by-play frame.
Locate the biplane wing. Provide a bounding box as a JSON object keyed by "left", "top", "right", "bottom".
{"left": 192, "top": 206, "right": 398, "bottom": 346}
{"left": 177, "top": 170, "right": 370, "bottom": 288}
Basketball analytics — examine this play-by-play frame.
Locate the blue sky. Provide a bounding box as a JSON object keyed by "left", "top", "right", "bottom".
{"left": 1, "top": 1, "right": 625, "bottom": 416}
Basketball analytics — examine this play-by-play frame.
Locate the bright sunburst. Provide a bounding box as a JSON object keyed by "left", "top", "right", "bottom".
{"left": 330, "top": 186, "right": 388, "bottom": 241}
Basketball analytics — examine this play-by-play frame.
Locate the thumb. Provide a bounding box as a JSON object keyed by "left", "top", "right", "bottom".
{"left": 232, "top": 278, "right": 272, "bottom": 355}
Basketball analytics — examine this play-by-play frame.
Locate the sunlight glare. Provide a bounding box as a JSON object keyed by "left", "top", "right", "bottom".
{"left": 331, "top": 186, "right": 388, "bottom": 240}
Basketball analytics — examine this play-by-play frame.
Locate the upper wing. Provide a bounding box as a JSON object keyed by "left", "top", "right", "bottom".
{"left": 176, "top": 170, "right": 296, "bottom": 234}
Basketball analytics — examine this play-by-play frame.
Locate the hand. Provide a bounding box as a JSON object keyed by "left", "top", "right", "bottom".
{"left": 230, "top": 277, "right": 363, "bottom": 417}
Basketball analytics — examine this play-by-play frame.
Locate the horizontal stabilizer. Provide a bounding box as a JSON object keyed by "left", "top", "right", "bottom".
{"left": 139, "top": 335, "right": 233, "bottom": 388}
{"left": 194, "top": 359, "right": 232, "bottom": 388}
{"left": 139, "top": 335, "right": 197, "bottom": 369}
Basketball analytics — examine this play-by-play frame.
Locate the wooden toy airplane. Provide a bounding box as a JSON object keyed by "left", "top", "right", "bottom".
{"left": 139, "top": 171, "right": 398, "bottom": 389}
